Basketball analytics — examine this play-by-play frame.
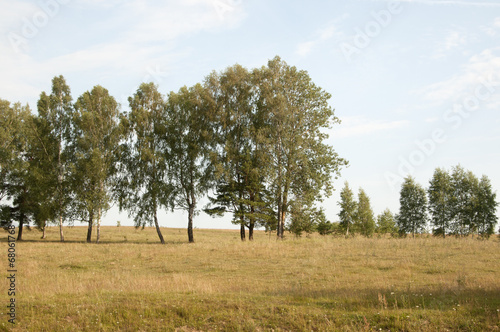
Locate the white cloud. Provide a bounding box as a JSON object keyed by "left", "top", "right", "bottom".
{"left": 0, "top": 0, "right": 246, "bottom": 106}
{"left": 296, "top": 41, "right": 316, "bottom": 57}
{"left": 418, "top": 47, "right": 500, "bottom": 106}
{"left": 429, "top": 28, "right": 470, "bottom": 60}
{"left": 296, "top": 27, "right": 339, "bottom": 57}
{"left": 295, "top": 15, "right": 348, "bottom": 57}
{"left": 332, "top": 116, "right": 409, "bottom": 138}
{"left": 120, "top": 0, "right": 245, "bottom": 43}
{"left": 481, "top": 17, "right": 500, "bottom": 36}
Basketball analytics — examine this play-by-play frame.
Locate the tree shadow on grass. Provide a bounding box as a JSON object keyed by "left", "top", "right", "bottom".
{"left": 268, "top": 285, "right": 500, "bottom": 313}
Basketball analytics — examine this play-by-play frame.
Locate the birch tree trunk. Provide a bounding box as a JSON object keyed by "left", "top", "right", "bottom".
{"left": 188, "top": 203, "right": 195, "bottom": 243}
{"left": 154, "top": 208, "right": 165, "bottom": 244}
{"left": 86, "top": 214, "right": 93, "bottom": 243}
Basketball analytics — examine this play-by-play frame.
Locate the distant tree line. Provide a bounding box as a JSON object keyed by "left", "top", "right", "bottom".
{"left": 0, "top": 56, "right": 348, "bottom": 243}
{"left": 336, "top": 166, "right": 498, "bottom": 239}
{"left": 334, "top": 182, "right": 397, "bottom": 238}
{"left": 403, "top": 166, "right": 498, "bottom": 238}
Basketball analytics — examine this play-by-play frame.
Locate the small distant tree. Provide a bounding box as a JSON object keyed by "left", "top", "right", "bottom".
{"left": 449, "top": 166, "right": 477, "bottom": 236}
{"left": 317, "top": 212, "right": 334, "bottom": 235}
{"left": 338, "top": 182, "right": 357, "bottom": 237}
{"left": 355, "top": 188, "right": 375, "bottom": 237}
{"left": 396, "top": 176, "right": 428, "bottom": 237}
{"left": 376, "top": 208, "right": 398, "bottom": 235}
{"left": 474, "top": 175, "right": 498, "bottom": 238}
{"left": 288, "top": 208, "right": 313, "bottom": 238}
{"left": 288, "top": 204, "right": 327, "bottom": 237}
{"left": 428, "top": 168, "right": 453, "bottom": 237}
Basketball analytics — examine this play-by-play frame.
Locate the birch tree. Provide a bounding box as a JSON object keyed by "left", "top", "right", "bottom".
{"left": 204, "top": 65, "right": 272, "bottom": 240}
{"left": 35, "top": 75, "right": 74, "bottom": 241}
{"left": 165, "top": 84, "right": 214, "bottom": 243}
{"left": 338, "top": 182, "right": 357, "bottom": 237}
{"left": 73, "top": 85, "right": 124, "bottom": 243}
{"left": 355, "top": 188, "right": 375, "bottom": 237}
{"left": 396, "top": 176, "right": 428, "bottom": 237}
{"left": 116, "top": 83, "right": 171, "bottom": 244}
{"left": 255, "top": 56, "right": 347, "bottom": 238}
{"left": 428, "top": 168, "right": 453, "bottom": 237}
{"left": 0, "top": 100, "right": 34, "bottom": 240}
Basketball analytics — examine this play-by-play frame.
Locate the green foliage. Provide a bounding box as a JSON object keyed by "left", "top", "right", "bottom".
{"left": 288, "top": 205, "right": 328, "bottom": 237}
{"left": 255, "top": 56, "right": 347, "bottom": 238}
{"left": 316, "top": 217, "right": 334, "bottom": 236}
{"left": 33, "top": 75, "right": 76, "bottom": 241}
{"left": 376, "top": 208, "right": 398, "bottom": 235}
{"left": 396, "top": 176, "right": 428, "bottom": 237}
{"left": 355, "top": 188, "right": 375, "bottom": 237}
{"left": 429, "top": 165, "right": 498, "bottom": 238}
{"left": 0, "top": 99, "right": 27, "bottom": 201}
{"left": 450, "top": 165, "right": 477, "bottom": 236}
{"left": 73, "top": 85, "right": 124, "bottom": 242}
{"left": 428, "top": 168, "right": 453, "bottom": 237}
{"left": 166, "top": 84, "right": 215, "bottom": 242}
{"left": 337, "top": 184, "right": 376, "bottom": 238}
{"left": 0, "top": 99, "right": 38, "bottom": 238}
{"left": 116, "top": 82, "right": 170, "bottom": 243}
{"left": 338, "top": 182, "right": 357, "bottom": 236}
{"left": 474, "top": 175, "right": 498, "bottom": 237}
{"left": 205, "top": 57, "right": 347, "bottom": 239}
{"left": 204, "top": 64, "right": 273, "bottom": 239}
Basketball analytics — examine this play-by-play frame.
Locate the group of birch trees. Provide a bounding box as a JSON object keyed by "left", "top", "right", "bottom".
{"left": 0, "top": 56, "right": 347, "bottom": 243}
{"left": 397, "top": 167, "right": 498, "bottom": 238}
{"left": 337, "top": 167, "right": 498, "bottom": 238}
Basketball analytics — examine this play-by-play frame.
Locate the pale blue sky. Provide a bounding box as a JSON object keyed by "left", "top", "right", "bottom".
{"left": 1, "top": 0, "right": 499, "bottom": 230}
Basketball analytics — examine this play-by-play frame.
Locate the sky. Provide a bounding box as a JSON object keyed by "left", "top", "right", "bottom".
{"left": 1, "top": 0, "right": 499, "bottom": 230}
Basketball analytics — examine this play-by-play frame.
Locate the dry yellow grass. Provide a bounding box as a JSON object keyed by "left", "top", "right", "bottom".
{"left": 2, "top": 226, "right": 500, "bottom": 331}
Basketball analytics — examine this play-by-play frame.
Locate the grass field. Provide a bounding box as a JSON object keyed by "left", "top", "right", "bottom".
{"left": 2, "top": 226, "right": 500, "bottom": 331}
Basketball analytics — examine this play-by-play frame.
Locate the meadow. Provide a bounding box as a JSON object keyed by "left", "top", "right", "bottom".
{"left": 2, "top": 226, "right": 499, "bottom": 331}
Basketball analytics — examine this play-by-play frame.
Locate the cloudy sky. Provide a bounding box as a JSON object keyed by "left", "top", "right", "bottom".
{"left": 1, "top": 0, "right": 499, "bottom": 229}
